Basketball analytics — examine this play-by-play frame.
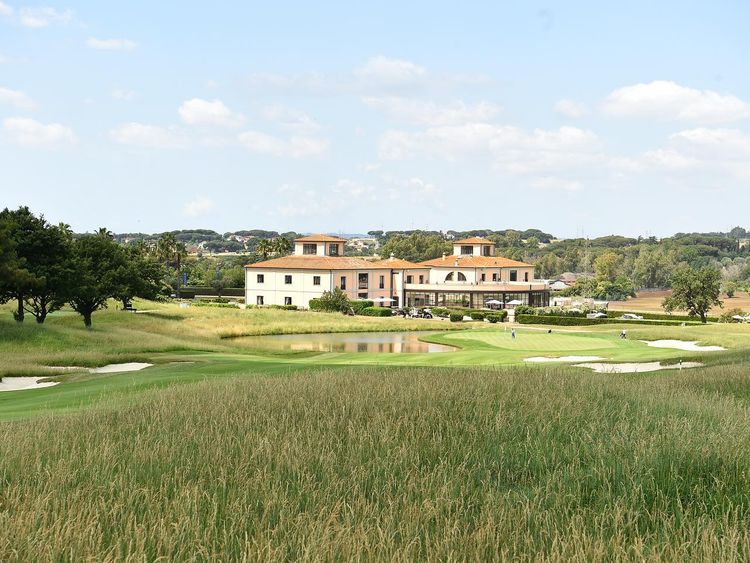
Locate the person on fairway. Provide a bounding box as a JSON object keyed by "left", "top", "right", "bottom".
{"left": 511, "top": 328, "right": 516, "bottom": 339}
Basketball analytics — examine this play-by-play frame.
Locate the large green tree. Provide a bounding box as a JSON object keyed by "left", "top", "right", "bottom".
{"left": 68, "top": 231, "right": 126, "bottom": 327}
{"left": 112, "top": 243, "right": 167, "bottom": 309}
{"left": 663, "top": 265, "right": 722, "bottom": 323}
{"left": 632, "top": 247, "right": 675, "bottom": 289}
{"left": 379, "top": 233, "right": 451, "bottom": 263}
{"left": 0, "top": 207, "right": 72, "bottom": 323}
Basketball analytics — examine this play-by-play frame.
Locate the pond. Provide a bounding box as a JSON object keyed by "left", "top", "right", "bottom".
{"left": 239, "top": 332, "right": 455, "bottom": 354}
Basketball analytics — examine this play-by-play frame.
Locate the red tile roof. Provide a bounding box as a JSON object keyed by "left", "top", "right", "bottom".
{"left": 246, "top": 255, "right": 392, "bottom": 270}
{"left": 295, "top": 234, "right": 347, "bottom": 243}
{"left": 454, "top": 237, "right": 494, "bottom": 244}
{"left": 419, "top": 255, "right": 532, "bottom": 268}
{"left": 372, "top": 257, "right": 429, "bottom": 270}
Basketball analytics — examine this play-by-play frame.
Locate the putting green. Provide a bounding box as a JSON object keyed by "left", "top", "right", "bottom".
{"left": 440, "top": 330, "right": 617, "bottom": 352}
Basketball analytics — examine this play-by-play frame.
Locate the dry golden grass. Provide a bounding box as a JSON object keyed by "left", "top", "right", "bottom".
{"left": 3, "top": 364, "right": 750, "bottom": 560}
{"left": 609, "top": 290, "right": 750, "bottom": 315}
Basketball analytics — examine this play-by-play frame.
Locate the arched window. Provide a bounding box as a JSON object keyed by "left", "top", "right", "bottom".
{"left": 445, "top": 272, "right": 467, "bottom": 282}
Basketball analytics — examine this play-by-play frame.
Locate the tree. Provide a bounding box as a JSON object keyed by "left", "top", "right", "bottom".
{"left": 535, "top": 253, "right": 561, "bottom": 279}
{"left": 593, "top": 251, "right": 620, "bottom": 282}
{"left": 663, "top": 265, "right": 722, "bottom": 323}
{"left": 379, "top": 233, "right": 451, "bottom": 263}
{"left": 255, "top": 239, "right": 274, "bottom": 260}
{"left": 632, "top": 247, "right": 675, "bottom": 289}
{"left": 112, "top": 243, "right": 167, "bottom": 309}
{"left": 272, "top": 236, "right": 292, "bottom": 256}
{"left": 723, "top": 280, "right": 737, "bottom": 299}
{"left": 68, "top": 232, "right": 125, "bottom": 327}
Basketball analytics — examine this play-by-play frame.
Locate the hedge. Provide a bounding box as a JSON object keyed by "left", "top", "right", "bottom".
{"left": 606, "top": 310, "right": 719, "bottom": 322}
{"left": 469, "top": 312, "right": 486, "bottom": 321}
{"left": 269, "top": 304, "right": 298, "bottom": 311}
{"left": 308, "top": 299, "right": 339, "bottom": 312}
{"left": 449, "top": 313, "right": 464, "bottom": 323}
{"left": 516, "top": 315, "right": 703, "bottom": 327}
{"left": 361, "top": 307, "right": 392, "bottom": 317}
{"left": 179, "top": 286, "right": 244, "bottom": 298}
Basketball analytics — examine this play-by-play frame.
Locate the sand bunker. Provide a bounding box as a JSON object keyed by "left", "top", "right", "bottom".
{"left": 575, "top": 361, "right": 703, "bottom": 373}
{"left": 0, "top": 377, "right": 60, "bottom": 392}
{"left": 641, "top": 340, "right": 725, "bottom": 352}
{"left": 524, "top": 356, "right": 604, "bottom": 363}
{"left": 89, "top": 363, "right": 153, "bottom": 374}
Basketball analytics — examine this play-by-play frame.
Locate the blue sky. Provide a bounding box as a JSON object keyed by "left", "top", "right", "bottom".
{"left": 1, "top": 1, "right": 749, "bottom": 237}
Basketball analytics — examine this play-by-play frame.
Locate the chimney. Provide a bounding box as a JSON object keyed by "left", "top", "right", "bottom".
{"left": 442, "top": 252, "right": 446, "bottom": 261}
{"left": 390, "top": 252, "right": 395, "bottom": 259}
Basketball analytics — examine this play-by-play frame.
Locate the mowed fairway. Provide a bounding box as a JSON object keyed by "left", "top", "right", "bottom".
{"left": 2, "top": 301, "right": 750, "bottom": 559}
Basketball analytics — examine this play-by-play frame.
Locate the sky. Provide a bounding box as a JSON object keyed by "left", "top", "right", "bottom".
{"left": 1, "top": 1, "right": 749, "bottom": 238}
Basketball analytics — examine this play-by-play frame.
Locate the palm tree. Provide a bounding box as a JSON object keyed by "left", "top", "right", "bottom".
{"left": 273, "top": 237, "right": 292, "bottom": 256}
{"left": 256, "top": 239, "right": 273, "bottom": 260}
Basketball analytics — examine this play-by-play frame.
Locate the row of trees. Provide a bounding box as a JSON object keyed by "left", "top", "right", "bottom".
{"left": 0, "top": 207, "right": 167, "bottom": 327}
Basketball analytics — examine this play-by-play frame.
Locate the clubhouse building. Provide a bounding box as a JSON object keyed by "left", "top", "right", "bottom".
{"left": 245, "top": 235, "right": 550, "bottom": 309}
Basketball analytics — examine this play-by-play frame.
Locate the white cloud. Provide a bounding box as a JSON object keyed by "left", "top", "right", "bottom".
{"left": 17, "top": 7, "right": 72, "bottom": 28}
{"left": 603, "top": 80, "right": 750, "bottom": 123}
{"left": 379, "top": 123, "right": 598, "bottom": 169}
{"left": 261, "top": 104, "right": 320, "bottom": 134}
{"left": 0, "top": 86, "right": 36, "bottom": 109}
{"left": 362, "top": 96, "right": 501, "bottom": 126}
{"left": 237, "top": 130, "right": 328, "bottom": 158}
{"left": 183, "top": 196, "right": 214, "bottom": 217}
{"left": 354, "top": 56, "right": 427, "bottom": 86}
{"left": 178, "top": 98, "right": 244, "bottom": 127}
{"left": 531, "top": 176, "right": 583, "bottom": 191}
{"left": 0, "top": 1, "right": 13, "bottom": 16}
{"left": 3, "top": 117, "right": 75, "bottom": 147}
{"left": 555, "top": 99, "right": 589, "bottom": 118}
{"left": 86, "top": 38, "right": 137, "bottom": 51}
{"left": 111, "top": 89, "right": 136, "bottom": 101}
{"left": 109, "top": 123, "right": 187, "bottom": 149}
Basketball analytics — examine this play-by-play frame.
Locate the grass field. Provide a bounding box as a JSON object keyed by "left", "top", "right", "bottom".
{"left": 610, "top": 289, "right": 750, "bottom": 314}
{"left": 2, "top": 300, "right": 750, "bottom": 559}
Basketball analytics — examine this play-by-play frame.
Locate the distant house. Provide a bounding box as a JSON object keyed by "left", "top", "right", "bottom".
{"left": 549, "top": 280, "right": 570, "bottom": 291}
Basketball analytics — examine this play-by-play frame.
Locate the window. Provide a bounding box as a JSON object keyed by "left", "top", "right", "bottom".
{"left": 340, "top": 276, "right": 346, "bottom": 290}
{"left": 313, "top": 275, "right": 321, "bottom": 286}
{"left": 257, "top": 274, "right": 264, "bottom": 284}
{"left": 329, "top": 244, "right": 339, "bottom": 256}
{"left": 510, "top": 270, "right": 517, "bottom": 282}
{"left": 303, "top": 243, "right": 317, "bottom": 255}
{"left": 460, "top": 245, "right": 473, "bottom": 255}
{"left": 256, "top": 296, "right": 264, "bottom": 305}
{"left": 284, "top": 297, "right": 292, "bottom": 306}
{"left": 358, "top": 292, "right": 368, "bottom": 299}
{"left": 379, "top": 275, "right": 385, "bottom": 289}
{"left": 445, "top": 272, "right": 467, "bottom": 282}
{"left": 285, "top": 275, "right": 292, "bottom": 284}
{"left": 419, "top": 274, "right": 424, "bottom": 284}
{"left": 358, "top": 273, "right": 368, "bottom": 290}
{"left": 524, "top": 272, "right": 529, "bottom": 282}
{"left": 406, "top": 275, "right": 413, "bottom": 284}
{"left": 492, "top": 273, "right": 498, "bottom": 282}
{"left": 481, "top": 273, "right": 486, "bottom": 282}
{"left": 482, "top": 246, "right": 491, "bottom": 256}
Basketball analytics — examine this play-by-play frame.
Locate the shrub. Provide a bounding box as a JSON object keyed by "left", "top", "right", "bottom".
{"left": 350, "top": 300, "right": 375, "bottom": 315}
{"left": 309, "top": 287, "right": 349, "bottom": 312}
{"left": 361, "top": 307, "right": 392, "bottom": 317}
{"left": 431, "top": 307, "right": 450, "bottom": 318}
{"left": 469, "top": 311, "right": 485, "bottom": 321}
{"left": 514, "top": 305, "right": 536, "bottom": 316}
{"left": 719, "top": 308, "right": 746, "bottom": 323}
{"left": 486, "top": 313, "right": 501, "bottom": 323}
{"left": 269, "top": 304, "right": 298, "bottom": 311}
{"left": 449, "top": 313, "right": 464, "bottom": 323}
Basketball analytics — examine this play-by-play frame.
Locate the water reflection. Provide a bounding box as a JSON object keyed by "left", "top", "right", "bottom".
{"left": 239, "top": 332, "right": 454, "bottom": 353}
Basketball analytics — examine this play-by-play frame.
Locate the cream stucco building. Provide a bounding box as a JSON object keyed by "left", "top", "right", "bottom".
{"left": 245, "top": 235, "right": 549, "bottom": 309}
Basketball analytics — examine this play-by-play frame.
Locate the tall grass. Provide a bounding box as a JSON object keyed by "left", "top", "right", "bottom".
{"left": 3, "top": 364, "right": 750, "bottom": 560}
